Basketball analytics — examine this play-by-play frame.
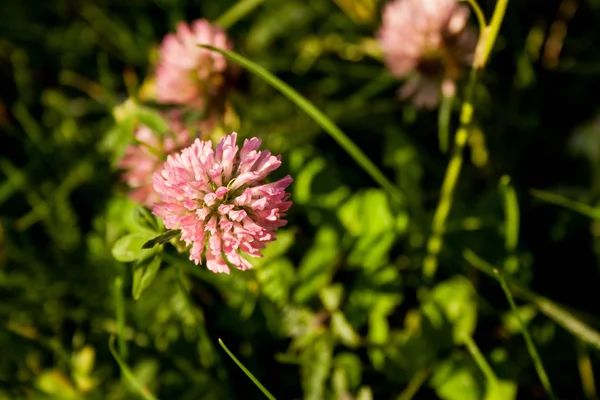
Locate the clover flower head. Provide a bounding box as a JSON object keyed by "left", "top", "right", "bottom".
{"left": 377, "top": 0, "right": 477, "bottom": 107}
{"left": 152, "top": 132, "right": 293, "bottom": 274}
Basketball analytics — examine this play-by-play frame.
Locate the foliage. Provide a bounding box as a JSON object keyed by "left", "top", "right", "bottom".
{"left": 2, "top": 0, "right": 600, "bottom": 399}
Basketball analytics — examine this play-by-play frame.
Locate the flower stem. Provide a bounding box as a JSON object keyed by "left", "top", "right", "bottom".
{"left": 460, "top": 0, "right": 487, "bottom": 34}
{"left": 423, "top": 68, "right": 477, "bottom": 278}
{"left": 422, "top": 0, "right": 510, "bottom": 278}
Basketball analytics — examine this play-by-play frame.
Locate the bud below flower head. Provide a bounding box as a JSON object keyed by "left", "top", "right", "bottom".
{"left": 119, "top": 111, "right": 193, "bottom": 207}
{"left": 155, "top": 19, "right": 236, "bottom": 110}
{"left": 377, "top": 0, "right": 477, "bottom": 108}
{"left": 152, "top": 132, "right": 293, "bottom": 274}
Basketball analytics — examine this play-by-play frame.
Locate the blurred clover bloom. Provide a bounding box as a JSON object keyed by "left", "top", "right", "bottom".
{"left": 155, "top": 19, "right": 234, "bottom": 111}
{"left": 377, "top": 0, "right": 477, "bottom": 108}
{"left": 153, "top": 132, "right": 293, "bottom": 274}
{"left": 119, "top": 112, "right": 193, "bottom": 207}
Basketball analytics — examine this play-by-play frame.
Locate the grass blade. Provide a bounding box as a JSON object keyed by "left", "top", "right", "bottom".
{"left": 199, "top": 45, "right": 404, "bottom": 204}
{"left": 216, "top": 0, "right": 264, "bottom": 30}
{"left": 108, "top": 335, "right": 159, "bottom": 400}
{"left": 494, "top": 270, "right": 557, "bottom": 400}
{"left": 218, "top": 338, "right": 277, "bottom": 400}
{"left": 464, "top": 249, "right": 600, "bottom": 352}
{"left": 530, "top": 189, "right": 600, "bottom": 219}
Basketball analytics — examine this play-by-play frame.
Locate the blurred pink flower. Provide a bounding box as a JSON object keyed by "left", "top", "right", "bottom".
{"left": 155, "top": 19, "right": 234, "bottom": 109}
{"left": 119, "top": 112, "right": 193, "bottom": 207}
{"left": 377, "top": 0, "right": 477, "bottom": 108}
{"left": 153, "top": 132, "right": 293, "bottom": 274}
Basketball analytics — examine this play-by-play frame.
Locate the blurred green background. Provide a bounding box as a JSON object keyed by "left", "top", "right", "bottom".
{"left": 2, "top": 0, "right": 600, "bottom": 398}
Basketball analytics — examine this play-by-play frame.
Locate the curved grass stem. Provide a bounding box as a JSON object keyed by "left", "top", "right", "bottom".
{"left": 199, "top": 45, "right": 405, "bottom": 204}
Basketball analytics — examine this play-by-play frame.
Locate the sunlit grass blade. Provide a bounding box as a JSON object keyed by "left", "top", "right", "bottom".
{"left": 530, "top": 188, "right": 600, "bottom": 219}
{"left": 216, "top": 0, "right": 264, "bottom": 30}
{"left": 218, "top": 338, "right": 277, "bottom": 400}
{"left": 494, "top": 269, "right": 557, "bottom": 400}
{"left": 199, "top": 45, "right": 404, "bottom": 204}
{"left": 108, "top": 335, "right": 158, "bottom": 400}
{"left": 464, "top": 249, "right": 600, "bottom": 352}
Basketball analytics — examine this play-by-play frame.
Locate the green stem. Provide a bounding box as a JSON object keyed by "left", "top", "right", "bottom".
{"left": 423, "top": 68, "right": 477, "bottom": 278}
{"left": 422, "top": 0, "right": 510, "bottom": 278}
{"left": 478, "top": 0, "right": 510, "bottom": 68}
{"left": 200, "top": 45, "right": 404, "bottom": 203}
{"left": 216, "top": 0, "right": 264, "bottom": 30}
{"left": 463, "top": 335, "right": 499, "bottom": 387}
{"left": 495, "top": 270, "right": 557, "bottom": 400}
{"left": 218, "top": 338, "right": 277, "bottom": 400}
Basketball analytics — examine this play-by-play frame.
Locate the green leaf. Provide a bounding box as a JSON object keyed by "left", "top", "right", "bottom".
{"left": 484, "top": 380, "right": 517, "bottom": 400}
{"left": 300, "top": 335, "right": 333, "bottom": 400}
{"left": 111, "top": 233, "right": 156, "bottom": 262}
{"left": 294, "top": 226, "right": 339, "bottom": 304}
{"left": 136, "top": 106, "right": 169, "bottom": 135}
{"left": 142, "top": 230, "right": 180, "bottom": 249}
{"left": 319, "top": 284, "right": 343, "bottom": 312}
{"left": 331, "top": 311, "right": 360, "bottom": 348}
{"left": 198, "top": 45, "right": 404, "bottom": 203}
{"left": 132, "top": 255, "right": 162, "bottom": 300}
{"left": 430, "top": 354, "right": 484, "bottom": 400}
{"left": 423, "top": 276, "right": 478, "bottom": 344}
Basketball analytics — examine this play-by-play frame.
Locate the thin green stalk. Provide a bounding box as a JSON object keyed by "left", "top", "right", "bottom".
{"left": 463, "top": 335, "right": 499, "bottom": 387}
{"left": 423, "top": 68, "right": 477, "bottom": 278}
{"left": 422, "top": 0, "right": 510, "bottom": 278}
{"left": 495, "top": 270, "right": 557, "bottom": 400}
{"left": 576, "top": 340, "right": 597, "bottom": 400}
{"left": 199, "top": 45, "right": 404, "bottom": 204}
{"left": 478, "top": 0, "right": 510, "bottom": 68}
{"left": 216, "top": 0, "right": 264, "bottom": 30}
{"left": 218, "top": 338, "right": 277, "bottom": 400}
{"left": 109, "top": 335, "right": 159, "bottom": 400}
{"left": 438, "top": 91, "right": 454, "bottom": 153}
{"left": 396, "top": 367, "right": 429, "bottom": 400}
